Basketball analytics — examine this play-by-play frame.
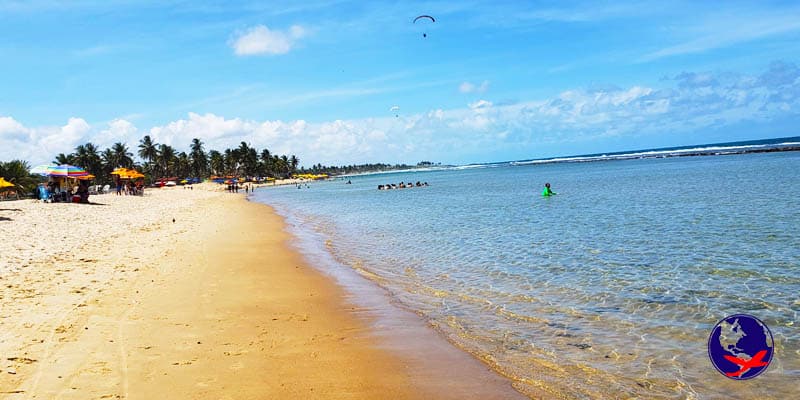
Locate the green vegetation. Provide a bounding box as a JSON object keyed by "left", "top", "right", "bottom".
{"left": 301, "top": 161, "right": 441, "bottom": 176}
{"left": 32, "top": 138, "right": 301, "bottom": 185}
{"left": 0, "top": 160, "right": 40, "bottom": 197}
{"left": 2, "top": 137, "right": 439, "bottom": 193}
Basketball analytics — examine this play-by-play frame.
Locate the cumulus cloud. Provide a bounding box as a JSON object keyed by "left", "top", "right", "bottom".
{"left": 3, "top": 62, "right": 799, "bottom": 166}
{"left": 230, "top": 24, "right": 307, "bottom": 56}
{"left": 94, "top": 118, "right": 139, "bottom": 149}
{"left": 459, "top": 80, "right": 490, "bottom": 94}
{"left": 0, "top": 117, "right": 91, "bottom": 165}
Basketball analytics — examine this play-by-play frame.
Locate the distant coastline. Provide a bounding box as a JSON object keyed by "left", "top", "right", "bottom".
{"left": 335, "top": 136, "right": 800, "bottom": 178}
{"left": 509, "top": 136, "right": 800, "bottom": 166}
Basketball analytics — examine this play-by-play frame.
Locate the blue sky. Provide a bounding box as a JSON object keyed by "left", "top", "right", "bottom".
{"left": 1, "top": 0, "right": 799, "bottom": 166}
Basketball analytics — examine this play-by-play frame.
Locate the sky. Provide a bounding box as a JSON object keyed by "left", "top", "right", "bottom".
{"left": 1, "top": 0, "right": 799, "bottom": 167}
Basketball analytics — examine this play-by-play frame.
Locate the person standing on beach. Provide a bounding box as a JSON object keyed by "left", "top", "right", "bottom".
{"left": 542, "top": 183, "right": 556, "bottom": 197}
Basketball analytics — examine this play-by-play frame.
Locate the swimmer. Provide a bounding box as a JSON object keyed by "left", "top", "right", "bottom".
{"left": 542, "top": 182, "right": 556, "bottom": 197}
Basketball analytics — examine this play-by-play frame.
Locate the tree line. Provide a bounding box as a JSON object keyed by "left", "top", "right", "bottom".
{"left": 300, "top": 161, "right": 441, "bottom": 176}
{"left": 49, "top": 136, "right": 300, "bottom": 185}
{"left": 2, "top": 136, "right": 439, "bottom": 196}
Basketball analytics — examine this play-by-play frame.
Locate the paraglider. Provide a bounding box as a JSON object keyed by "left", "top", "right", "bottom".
{"left": 413, "top": 15, "right": 435, "bottom": 38}
{"left": 390, "top": 105, "right": 400, "bottom": 117}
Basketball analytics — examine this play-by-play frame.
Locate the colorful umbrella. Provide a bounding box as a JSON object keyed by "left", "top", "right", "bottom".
{"left": 0, "top": 177, "right": 14, "bottom": 188}
{"left": 31, "top": 164, "right": 56, "bottom": 175}
{"left": 48, "top": 165, "right": 89, "bottom": 178}
{"left": 76, "top": 174, "right": 96, "bottom": 180}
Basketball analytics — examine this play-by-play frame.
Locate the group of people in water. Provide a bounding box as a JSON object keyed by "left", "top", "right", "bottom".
{"left": 377, "top": 181, "right": 429, "bottom": 190}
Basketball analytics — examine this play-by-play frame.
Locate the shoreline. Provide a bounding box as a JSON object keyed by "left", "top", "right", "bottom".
{"left": 263, "top": 196, "right": 531, "bottom": 399}
{"left": 0, "top": 188, "right": 524, "bottom": 399}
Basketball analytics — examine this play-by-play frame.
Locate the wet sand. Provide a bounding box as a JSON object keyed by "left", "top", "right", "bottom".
{"left": 0, "top": 188, "right": 524, "bottom": 399}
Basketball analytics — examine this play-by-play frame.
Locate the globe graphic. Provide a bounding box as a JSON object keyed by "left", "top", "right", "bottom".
{"left": 708, "top": 314, "right": 774, "bottom": 380}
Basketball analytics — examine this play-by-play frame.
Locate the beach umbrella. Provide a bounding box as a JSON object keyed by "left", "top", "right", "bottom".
{"left": 48, "top": 164, "right": 89, "bottom": 178}
{"left": 31, "top": 164, "right": 56, "bottom": 176}
{"left": 76, "top": 174, "right": 96, "bottom": 180}
{"left": 117, "top": 168, "right": 143, "bottom": 179}
{"left": 0, "top": 177, "right": 14, "bottom": 188}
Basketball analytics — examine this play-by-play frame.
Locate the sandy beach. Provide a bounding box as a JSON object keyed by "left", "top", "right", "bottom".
{"left": 0, "top": 187, "right": 523, "bottom": 399}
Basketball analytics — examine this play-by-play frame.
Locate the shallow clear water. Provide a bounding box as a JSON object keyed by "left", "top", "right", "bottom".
{"left": 252, "top": 152, "right": 800, "bottom": 399}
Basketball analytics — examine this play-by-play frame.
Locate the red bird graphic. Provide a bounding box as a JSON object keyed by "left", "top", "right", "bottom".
{"left": 723, "top": 350, "right": 769, "bottom": 377}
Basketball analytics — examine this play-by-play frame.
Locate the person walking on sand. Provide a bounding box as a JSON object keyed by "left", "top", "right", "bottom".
{"left": 542, "top": 182, "right": 556, "bottom": 197}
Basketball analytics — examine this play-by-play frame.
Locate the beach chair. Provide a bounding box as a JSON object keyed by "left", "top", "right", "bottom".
{"left": 102, "top": 184, "right": 110, "bottom": 194}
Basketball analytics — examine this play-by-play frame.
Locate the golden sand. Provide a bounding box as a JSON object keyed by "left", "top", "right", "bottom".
{"left": 0, "top": 188, "right": 524, "bottom": 399}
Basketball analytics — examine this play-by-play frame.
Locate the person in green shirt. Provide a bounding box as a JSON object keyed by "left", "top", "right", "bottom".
{"left": 542, "top": 182, "right": 556, "bottom": 197}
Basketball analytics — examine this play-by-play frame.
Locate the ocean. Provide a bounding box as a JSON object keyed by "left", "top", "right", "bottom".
{"left": 251, "top": 141, "right": 800, "bottom": 399}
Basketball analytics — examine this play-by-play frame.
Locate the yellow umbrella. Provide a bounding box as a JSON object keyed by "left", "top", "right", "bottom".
{"left": 77, "top": 174, "right": 96, "bottom": 180}
{"left": 0, "top": 177, "right": 14, "bottom": 188}
{"left": 111, "top": 167, "right": 130, "bottom": 175}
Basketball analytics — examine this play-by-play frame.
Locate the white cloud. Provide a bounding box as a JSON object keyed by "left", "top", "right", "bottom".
{"left": 3, "top": 62, "right": 799, "bottom": 166}
{"left": 95, "top": 118, "right": 139, "bottom": 149}
{"left": 468, "top": 99, "right": 493, "bottom": 111}
{"left": 0, "top": 116, "right": 28, "bottom": 138}
{"left": 459, "top": 80, "right": 490, "bottom": 94}
{"left": 230, "top": 24, "right": 307, "bottom": 56}
{"left": 42, "top": 118, "right": 91, "bottom": 157}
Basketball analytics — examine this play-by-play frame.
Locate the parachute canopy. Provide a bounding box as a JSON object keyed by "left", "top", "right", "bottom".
{"left": 414, "top": 15, "right": 435, "bottom": 38}
{"left": 390, "top": 105, "right": 400, "bottom": 112}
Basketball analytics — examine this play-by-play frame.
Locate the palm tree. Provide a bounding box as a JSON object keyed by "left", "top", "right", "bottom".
{"left": 74, "top": 142, "right": 102, "bottom": 179}
{"left": 189, "top": 138, "right": 207, "bottom": 178}
{"left": 280, "top": 155, "right": 290, "bottom": 177}
{"left": 236, "top": 142, "right": 251, "bottom": 176}
{"left": 244, "top": 147, "right": 258, "bottom": 177}
{"left": 176, "top": 152, "right": 191, "bottom": 178}
{"left": 138, "top": 135, "right": 158, "bottom": 179}
{"left": 54, "top": 153, "right": 74, "bottom": 165}
{"left": 289, "top": 155, "right": 299, "bottom": 175}
{"left": 260, "top": 148, "right": 271, "bottom": 163}
{"left": 157, "top": 144, "right": 176, "bottom": 177}
{"left": 208, "top": 150, "right": 224, "bottom": 176}
{"left": 223, "top": 148, "right": 236, "bottom": 176}
{"left": 101, "top": 148, "right": 116, "bottom": 177}
{"left": 0, "top": 160, "right": 40, "bottom": 196}
{"left": 111, "top": 142, "right": 134, "bottom": 168}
